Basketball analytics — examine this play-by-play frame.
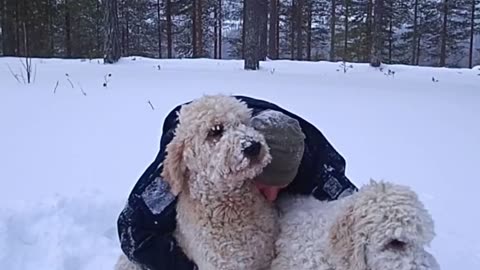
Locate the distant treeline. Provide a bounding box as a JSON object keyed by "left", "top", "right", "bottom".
{"left": 0, "top": 0, "right": 479, "bottom": 68}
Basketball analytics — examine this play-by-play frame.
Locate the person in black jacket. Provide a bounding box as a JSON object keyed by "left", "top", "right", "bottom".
{"left": 116, "top": 95, "right": 358, "bottom": 270}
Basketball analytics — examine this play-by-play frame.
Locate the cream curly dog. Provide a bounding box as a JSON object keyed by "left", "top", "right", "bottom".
{"left": 271, "top": 180, "right": 440, "bottom": 270}
{"left": 115, "top": 94, "right": 278, "bottom": 270}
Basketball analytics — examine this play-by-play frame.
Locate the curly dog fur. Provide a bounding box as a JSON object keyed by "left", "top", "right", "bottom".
{"left": 115, "top": 94, "right": 278, "bottom": 270}
{"left": 271, "top": 180, "right": 440, "bottom": 270}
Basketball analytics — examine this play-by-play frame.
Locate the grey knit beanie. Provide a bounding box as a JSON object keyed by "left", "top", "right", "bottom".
{"left": 251, "top": 110, "right": 306, "bottom": 187}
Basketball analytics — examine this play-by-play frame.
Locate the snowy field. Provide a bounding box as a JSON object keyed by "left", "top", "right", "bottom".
{"left": 0, "top": 56, "right": 479, "bottom": 270}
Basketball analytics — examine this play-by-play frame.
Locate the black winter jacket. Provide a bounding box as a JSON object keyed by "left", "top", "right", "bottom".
{"left": 117, "top": 95, "right": 358, "bottom": 270}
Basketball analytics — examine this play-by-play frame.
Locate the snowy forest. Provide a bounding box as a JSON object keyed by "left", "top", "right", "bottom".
{"left": 1, "top": 0, "right": 479, "bottom": 68}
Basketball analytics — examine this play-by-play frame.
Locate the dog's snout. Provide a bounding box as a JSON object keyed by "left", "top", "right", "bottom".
{"left": 243, "top": 141, "right": 261, "bottom": 158}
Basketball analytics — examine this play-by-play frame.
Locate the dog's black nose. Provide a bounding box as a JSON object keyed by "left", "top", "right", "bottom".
{"left": 243, "top": 141, "right": 261, "bottom": 158}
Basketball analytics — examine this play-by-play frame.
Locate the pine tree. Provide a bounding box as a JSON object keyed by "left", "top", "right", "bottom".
{"left": 411, "top": 0, "right": 420, "bottom": 64}
{"left": 268, "top": 0, "right": 279, "bottom": 59}
{"left": 330, "top": 0, "right": 337, "bottom": 61}
{"left": 3, "top": 0, "right": 17, "bottom": 56}
{"left": 306, "top": 1, "right": 312, "bottom": 60}
{"left": 370, "top": 0, "right": 385, "bottom": 67}
{"left": 305, "top": 0, "right": 329, "bottom": 60}
{"left": 295, "top": 0, "right": 304, "bottom": 60}
{"left": 224, "top": 0, "right": 243, "bottom": 58}
{"left": 259, "top": 0, "right": 268, "bottom": 61}
{"left": 244, "top": 0, "right": 260, "bottom": 69}
{"left": 468, "top": 0, "right": 480, "bottom": 68}
{"left": 156, "top": 0, "right": 162, "bottom": 58}
{"left": 213, "top": 0, "right": 223, "bottom": 59}
{"left": 0, "top": 0, "right": 3, "bottom": 54}
{"left": 166, "top": 0, "right": 172, "bottom": 58}
{"left": 104, "top": 0, "right": 121, "bottom": 63}
{"left": 192, "top": 0, "right": 203, "bottom": 57}
{"left": 0, "top": 0, "right": 477, "bottom": 66}
{"left": 438, "top": 0, "right": 470, "bottom": 67}
{"left": 343, "top": 0, "right": 350, "bottom": 61}
{"left": 290, "top": 0, "right": 295, "bottom": 59}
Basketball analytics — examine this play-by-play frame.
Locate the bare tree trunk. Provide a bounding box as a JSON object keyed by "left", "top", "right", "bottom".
{"left": 2, "top": 0, "right": 17, "bottom": 56}
{"left": 95, "top": 0, "right": 102, "bottom": 55}
{"left": 343, "top": 0, "right": 349, "bottom": 61}
{"left": 469, "top": 0, "right": 476, "bottom": 68}
{"left": 365, "top": 0, "right": 372, "bottom": 62}
{"left": 104, "top": 0, "right": 121, "bottom": 64}
{"left": 0, "top": 0, "right": 15, "bottom": 56}
{"left": 370, "top": 0, "right": 384, "bottom": 67}
{"left": 125, "top": 2, "right": 130, "bottom": 55}
{"left": 166, "top": 0, "right": 172, "bottom": 58}
{"left": 192, "top": 0, "right": 203, "bottom": 57}
{"left": 242, "top": 0, "right": 246, "bottom": 58}
{"left": 388, "top": 15, "right": 392, "bottom": 64}
{"left": 21, "top": 0, "right": 28, "bottom": 57}
{"left": 330, "top": 0, "right": 336, "bottom": 61}
{"left": 214, "top": 3, "right": 218, "bottom": 59}
{"left": 23, "top": 22, "right": 31, "bottom": 83}
{"left": 0, "top": 0, "right": 3, "bottom": 54}
{"left": 2, "top": 0, "right": 18, "bottom": 56}
{"left": 290, "top": 1, "right": 295, "bottom": 59}
{"left": 197, "top": 0, "right": 203, "bottom": 56}
{"left": 157, "top": 0, "right": 162, "bottom": 58}
{"left": 192, "top": 0, "right": 197, "bottom": 56}
{"left": 218, "top": 0, "right": 222, "bottom": 59}
{"left": 46, "top": 0, "right": 54, "bottom": 55}
{"left": 411, "top": 0, "right": 418, "bottom": 65}
{"left": 0, "top": 0, "right": 3, "bottom": 55}
{"left": 136, "top": 24, "right": 140, "bottom": 50}
{"left": 259, "top": 0, "right": 268, "bottom": 61}
{"left": 276, "top": 0, "right": 280, "bottom": 58}
{"left": 244, "top": 0, "right": 260, "bottom": 69}
{"left": 307, "top": 3, "right": 312, "bottom": 61}
{"left": 439, "top": 0, "right": 448, "bottom": 67}
{"left": 121, "top": 4, "right": 125, "bottom": 55}
{"left": 15, "top": 0, "right": 20, "bottom": 55}
{"left": 416, "top": 33, "right": 421, "bottom": 65}
{"left": 295, "top": 0, "right": 304, "bottom": 60}
{"left": 268, "top": 0, "right": 278, "bottom": 59}
{"left": 65, "top": 0, "right": 72, "bottom": 57}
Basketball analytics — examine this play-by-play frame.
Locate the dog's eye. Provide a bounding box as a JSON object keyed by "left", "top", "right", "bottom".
{"left": 208, "top": 124, "right": 224, "bottom": 138}
{"left": 384, "top": 239, "right": 407, "bottom": 252}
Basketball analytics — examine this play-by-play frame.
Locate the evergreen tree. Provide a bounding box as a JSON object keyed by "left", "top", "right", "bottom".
{"left": 268, "top": 0, "right": 279, "bottom": 59}
{"left": 166, "top": 0, "right": 172, "bottom": 58}
{"left": 370, "top": 0, "right": 385, "bottom": 67}
{"left": 329, "top": 0, "right": 337, "bottom": 61}
{"left": 468, "top": 0, "right": 480, "bottom": 67}
{"left": 104, "top": 0, "right": 121, "bottom": 63}
{"left": 438, "top": 0, "right": 471, "bottom": 67}
{"left": 0, "top": 0, "right": 478, "bottom": 67}
{"left": 223, "top": 0, "right": 243, "bottom": 58}
{"left": 244, "top": 0, "right": 260, "bottom": 69}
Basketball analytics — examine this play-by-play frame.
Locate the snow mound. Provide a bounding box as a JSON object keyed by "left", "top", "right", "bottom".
{"left": 1, "top": 56, "right": 479, "bottom": 269}
{"left": 0, "top": 193, "right": 123, "bottom": 270}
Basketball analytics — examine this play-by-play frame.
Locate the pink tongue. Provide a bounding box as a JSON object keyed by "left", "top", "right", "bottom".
{"left": 255, "top": 182, "right": 281, "bottom": 202}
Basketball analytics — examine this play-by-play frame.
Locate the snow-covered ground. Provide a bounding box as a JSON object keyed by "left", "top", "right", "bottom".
{"left": 1, "top": 56, "right": 479, "bottom": 270}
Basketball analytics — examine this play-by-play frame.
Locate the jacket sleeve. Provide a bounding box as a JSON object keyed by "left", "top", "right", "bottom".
{"left": 116, "top": 104, "right": 197, "bottom": 270}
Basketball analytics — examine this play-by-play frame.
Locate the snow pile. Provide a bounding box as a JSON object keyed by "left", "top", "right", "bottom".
{"left": 1, "top": 56, "right": 479, "bottom": 269}
{"left": 0, "top": 193, "right": 122, "bottom": 270}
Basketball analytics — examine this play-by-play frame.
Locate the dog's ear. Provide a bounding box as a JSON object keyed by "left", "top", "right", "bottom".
{"left": 329, "top": 205, "right": 367, "bottom": 270}
{"left": 161, "top": 135, "right": 187, "bottom": 196}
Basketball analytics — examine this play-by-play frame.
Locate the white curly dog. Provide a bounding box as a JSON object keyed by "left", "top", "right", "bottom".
{"left": 115, "top": 94, "right": 440, "bottom": 270}
{"left": 271, "top": 180, "right": 440, "bottom": 270}
{"left": 115, "top": 94, "right": 278, "bottom": 270}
